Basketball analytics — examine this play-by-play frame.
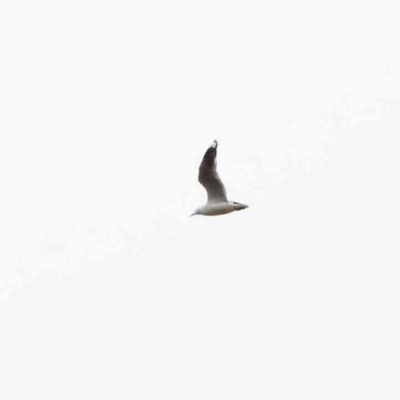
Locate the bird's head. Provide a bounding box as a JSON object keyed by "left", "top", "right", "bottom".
{"left": 232, "top": 202, "right": 249, "bottom": 211}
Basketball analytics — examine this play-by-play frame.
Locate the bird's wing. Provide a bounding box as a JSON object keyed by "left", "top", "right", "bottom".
{"left": 198, "top": 140, "right": 228, "bottom": 203}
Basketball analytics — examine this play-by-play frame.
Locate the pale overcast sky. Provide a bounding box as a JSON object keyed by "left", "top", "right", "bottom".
{"left": 1, "top": 1, "right": 399, "bottom": 399}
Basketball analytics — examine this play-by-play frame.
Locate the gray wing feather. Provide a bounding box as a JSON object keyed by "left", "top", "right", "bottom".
{"left": 198, "top": 140, "right": 228, "bottom": 203}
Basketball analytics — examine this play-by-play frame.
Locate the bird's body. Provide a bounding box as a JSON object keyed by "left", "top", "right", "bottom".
{"left": 191, "top": 140, "right": 248, "bottom": 217}
{"left": 194, "top": 201, "right": 247, "bottom": 216}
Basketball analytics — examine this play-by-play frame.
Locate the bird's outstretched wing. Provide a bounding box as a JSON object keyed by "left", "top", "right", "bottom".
{"left": 198, "top": 140, "right": 228, "bottom": 203}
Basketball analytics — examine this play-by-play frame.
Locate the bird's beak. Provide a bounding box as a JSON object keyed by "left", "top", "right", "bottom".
{"left": 189, "top": 213, "right": 197, "bottom": 217}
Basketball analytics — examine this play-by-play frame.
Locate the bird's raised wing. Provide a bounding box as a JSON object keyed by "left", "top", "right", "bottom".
{"left": 198, "top": 140, "right": 228, "bottom": 203}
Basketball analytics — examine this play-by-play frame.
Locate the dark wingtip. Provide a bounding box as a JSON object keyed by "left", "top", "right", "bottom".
{"left": 200, "top": 140, "right": 219, "bottom": 169}
{"left": 209, "top": 139, "right": 218, "bottom": 149}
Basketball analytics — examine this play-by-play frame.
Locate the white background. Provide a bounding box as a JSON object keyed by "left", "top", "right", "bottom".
{"left": 1, "top": 1, "right": 399, "bottom": 399}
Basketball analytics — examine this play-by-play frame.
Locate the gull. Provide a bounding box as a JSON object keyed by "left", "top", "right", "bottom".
{"left": 190, "top": 140, "right": 249, "bottom": 217}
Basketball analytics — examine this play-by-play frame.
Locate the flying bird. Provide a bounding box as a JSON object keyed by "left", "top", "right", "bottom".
{"left": 190, "top": 140, "right": 249, "bottom": 217}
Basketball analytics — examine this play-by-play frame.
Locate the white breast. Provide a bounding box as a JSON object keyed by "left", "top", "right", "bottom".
{"left": 198, "top": 203, "right": 236, "bottom": 216}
